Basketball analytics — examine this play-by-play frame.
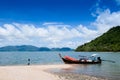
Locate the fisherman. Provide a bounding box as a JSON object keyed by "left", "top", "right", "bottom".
{"left": 91, "top": 56, "right": 96, "bottom": 62}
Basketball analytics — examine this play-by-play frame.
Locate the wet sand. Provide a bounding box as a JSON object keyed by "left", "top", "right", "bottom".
{"left": 0, "top": 64, "right": 107, "bottom": 80}
{"left": 51, "top": 72, "right": 107, "bottom": 80}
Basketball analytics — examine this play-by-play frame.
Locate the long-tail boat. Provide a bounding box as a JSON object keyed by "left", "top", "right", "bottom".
{"left": 59, "top": 54, "right": 101, "bottom": 64}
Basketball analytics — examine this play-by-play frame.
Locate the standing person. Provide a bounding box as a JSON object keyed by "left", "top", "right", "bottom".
{"left": 28, "top": 58, "right": 30, "bottom": 65}
{"left": 91, "top": 54, "right": 97, "bottom": 62}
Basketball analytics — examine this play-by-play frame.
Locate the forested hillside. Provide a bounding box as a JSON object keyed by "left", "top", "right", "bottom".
{"left": 75, "top": 26, "right": 120, "bottom": 52}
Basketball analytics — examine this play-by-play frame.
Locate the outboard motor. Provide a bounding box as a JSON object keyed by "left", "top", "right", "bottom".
{"left": 97, "top": 57, "right": 101, "bottom": 62}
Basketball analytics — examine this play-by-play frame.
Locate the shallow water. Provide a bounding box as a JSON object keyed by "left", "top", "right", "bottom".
{"left": 0, "top": 51, "right": 120, "bottom": 80}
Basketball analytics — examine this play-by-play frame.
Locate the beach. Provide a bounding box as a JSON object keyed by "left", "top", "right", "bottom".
{"left": 0, "top": 64, "right": 107, "bottom": 80}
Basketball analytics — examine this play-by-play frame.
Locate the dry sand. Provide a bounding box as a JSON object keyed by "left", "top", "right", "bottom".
{"left": 0, "top": 64, "right": 107, "bottom": 80}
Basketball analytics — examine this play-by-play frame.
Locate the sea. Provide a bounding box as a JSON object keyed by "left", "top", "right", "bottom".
{"left": 0, "top": 51, "right": 120, "bottom": 80}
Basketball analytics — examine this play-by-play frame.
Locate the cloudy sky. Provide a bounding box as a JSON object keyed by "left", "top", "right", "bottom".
{"left": 0, "top": 0, "right": 120, "bottom": 48}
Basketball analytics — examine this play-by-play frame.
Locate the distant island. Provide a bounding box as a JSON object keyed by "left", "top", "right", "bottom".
{"left": 0, "top": 45, "right": 73, "bottom": 51}
{"left": 75, "top": 26, "right": 120, "bottom": 52}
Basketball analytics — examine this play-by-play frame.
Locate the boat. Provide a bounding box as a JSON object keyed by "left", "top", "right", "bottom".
{"left": 59, "top": 54, "right": 101, "bottom": 64}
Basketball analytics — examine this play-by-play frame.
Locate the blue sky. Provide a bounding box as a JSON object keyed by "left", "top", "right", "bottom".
{"left": 0, "top": 0, "right": 120, "bottom": 48}
{"left": 0, "top": 0, "right": 96, "bottom": 25}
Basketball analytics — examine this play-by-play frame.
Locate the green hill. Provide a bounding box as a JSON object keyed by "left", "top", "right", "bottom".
{"left": 75, "top": 26, "right": 120, "bottom": 52}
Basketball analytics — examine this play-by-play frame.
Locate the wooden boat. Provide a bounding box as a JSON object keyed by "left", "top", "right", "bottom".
{"left": 59, "top": 54, "right": 101, "bottom": 64}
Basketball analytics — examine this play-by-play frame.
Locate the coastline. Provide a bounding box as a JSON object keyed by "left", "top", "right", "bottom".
{"left": 0, "top": 64, "right": 107, "bottom": 80}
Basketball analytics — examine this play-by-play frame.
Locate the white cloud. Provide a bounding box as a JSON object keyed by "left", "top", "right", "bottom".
{"left": 0, "top": 8, "right": 120, "bottom": 48}
{"left": 90, "top": 0, "right": 120, "bottom": 35}
{"left": 0, "top": 23, "right": 91, "bottom": 48}
{"left": 77, "top": 25, "right": 97, "bottom": 39}
{"left": 92, "top": 9, "right": 120, "bottom": 34}
{"left": 43, "top": 22, "right": 63, "bottom": 25}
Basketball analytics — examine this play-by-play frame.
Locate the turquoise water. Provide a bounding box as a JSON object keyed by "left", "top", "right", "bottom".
{"left": 0, "top": 51, "right": 120, "bottom": 80}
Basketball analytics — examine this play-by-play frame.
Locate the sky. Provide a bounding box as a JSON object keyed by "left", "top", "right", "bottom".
{"left": 0, "top": 0, "right": 120, "bottom": 48}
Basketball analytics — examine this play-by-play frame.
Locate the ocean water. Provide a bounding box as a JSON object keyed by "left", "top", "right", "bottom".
{"left": 0, "top": 51, "right": 120, "bottom": 80}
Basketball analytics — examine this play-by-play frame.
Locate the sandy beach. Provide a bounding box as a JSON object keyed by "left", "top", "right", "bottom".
{"left": 0, "top": 64, "right": 107, "bottom": 80}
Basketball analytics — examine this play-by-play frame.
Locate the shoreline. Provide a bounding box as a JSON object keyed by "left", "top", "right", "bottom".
{"left": 0, "top": 64, "right": 107, "bottom": 80}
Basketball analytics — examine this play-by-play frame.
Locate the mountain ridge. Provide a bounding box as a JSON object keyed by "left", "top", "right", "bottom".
{"left": 0, "top": 45, "right": 73, "bottom": 51}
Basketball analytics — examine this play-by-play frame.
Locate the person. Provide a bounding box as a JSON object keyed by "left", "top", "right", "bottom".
{"left": 28, "top": 58, "right": 30, "bottom": 65}
{"left": 91, "top": 56, "right": 96, "bottom": 62}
